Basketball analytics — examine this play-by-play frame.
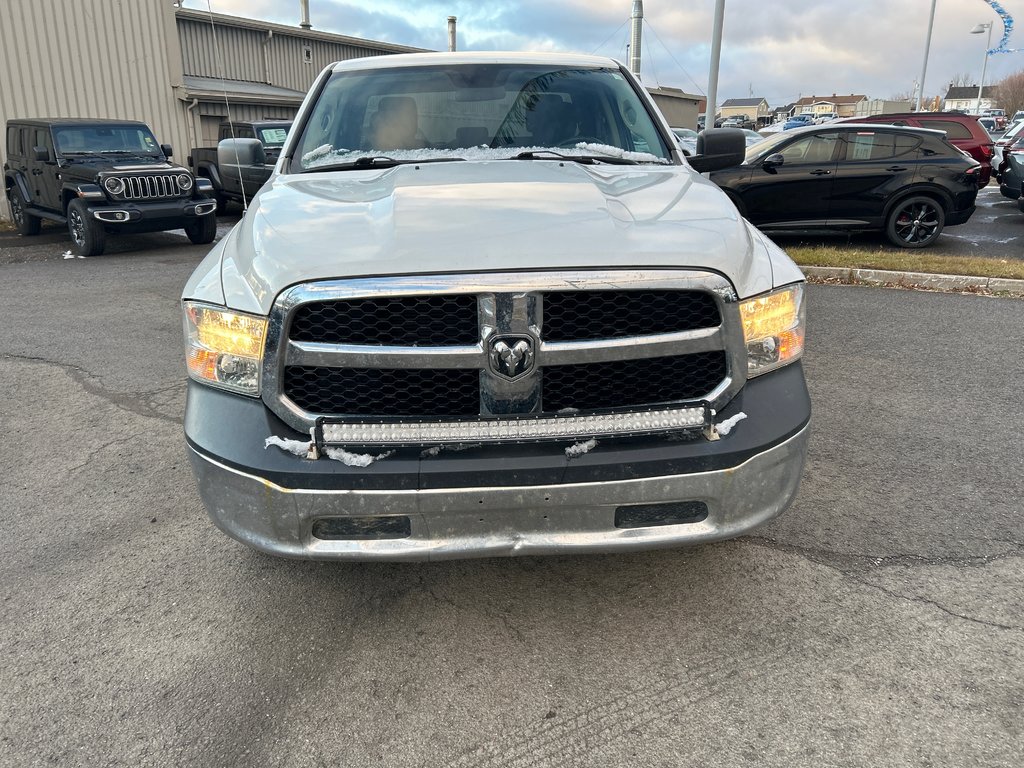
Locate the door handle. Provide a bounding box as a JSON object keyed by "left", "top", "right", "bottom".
{"left": 886, "top": 166, "right": 907, "bottom": 172}
{"left": 809, "top": 169, "right": 831, "bottom": 176}
{"left": 31, "top": 169, "right": 43, "bottom": 175}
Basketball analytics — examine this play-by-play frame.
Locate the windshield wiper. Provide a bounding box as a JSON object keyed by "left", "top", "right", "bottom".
{"left": 302, "top": 156, "right": 465, "bottom": 173}
{"left": 511, "top": 150, "right": 638, "bottom": 165}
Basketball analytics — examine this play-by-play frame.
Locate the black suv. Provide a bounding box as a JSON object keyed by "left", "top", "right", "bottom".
{"left": 710, "top": 124, "right": 981, "bottom": 248}
{"left": 4, "top": 119, "right": 217, "bottom": 256}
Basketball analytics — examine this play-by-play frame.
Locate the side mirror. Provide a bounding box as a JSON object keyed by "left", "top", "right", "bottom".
{"left": 688, "top": 128, "right": 745, "bottom": 173}
{"left": 761, "top": 153, "right": 785, "bottom": 172}
{"left": 218, "top": 138, "right": 266, "bottom": 168}
{"left": 33, "top": 146, "right": 50, "bottom": 162}
{"left": 160, "top": 143, "right": 174, "bottom": 158}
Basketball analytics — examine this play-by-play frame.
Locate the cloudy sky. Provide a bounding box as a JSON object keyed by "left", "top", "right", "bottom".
{"left": 182, "top": 0, "right": 1024, "bottom": 106}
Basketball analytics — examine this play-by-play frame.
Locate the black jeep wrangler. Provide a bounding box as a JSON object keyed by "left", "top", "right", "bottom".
{"left": 4, "top": 118, "right": 217, "bottom": 256}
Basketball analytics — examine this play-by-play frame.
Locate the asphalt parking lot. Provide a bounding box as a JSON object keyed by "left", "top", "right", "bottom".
{"left": 1, "top": 205, "right": 1022, "bottom": 766}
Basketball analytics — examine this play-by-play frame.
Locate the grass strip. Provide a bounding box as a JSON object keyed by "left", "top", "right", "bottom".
{"left": 787, "top": 245, "right": 1024, "bottom": 280}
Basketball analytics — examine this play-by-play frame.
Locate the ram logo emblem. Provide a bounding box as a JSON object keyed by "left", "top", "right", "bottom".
{"left": 487, "top": 335, "right": 536, "bottom": 381}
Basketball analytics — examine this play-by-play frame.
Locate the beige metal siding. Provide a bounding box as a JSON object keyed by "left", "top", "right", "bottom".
{"left": 178, "top": 17, "right": 402, "bottom": 96}
{"left": 0, "top": 0, "right": 188, "bottom": 219}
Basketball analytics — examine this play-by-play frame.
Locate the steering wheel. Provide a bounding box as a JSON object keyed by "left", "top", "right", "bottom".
{"left": 556, "top": 136, "right": 605, "bottom": 149}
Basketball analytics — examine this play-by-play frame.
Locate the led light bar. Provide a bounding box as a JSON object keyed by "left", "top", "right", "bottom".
{"left": 317, "top": 405, "right": 710, "bottom": 447}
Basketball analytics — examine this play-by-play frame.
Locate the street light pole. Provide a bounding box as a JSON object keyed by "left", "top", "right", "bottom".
{"left": 971, "top": 22, "right": 994, "bottom": 115}
{"left": 917, "top": 0, "right": 937, "bottom": 112}
{"left": 705, "top": 0, "right": 726, "bottom": 130}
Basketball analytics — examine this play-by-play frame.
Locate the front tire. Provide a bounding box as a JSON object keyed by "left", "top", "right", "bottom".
{"left": 67, "top": 199, "right": 106, "bottom": 256}
{"left": 9, "top": 189, "right": 41, "bottom": 236}
{"left": 885, "top": 196, "right": 945, "bottom": 248}
{"left": 185, "top": 213, "right": 217, "bottom": 245}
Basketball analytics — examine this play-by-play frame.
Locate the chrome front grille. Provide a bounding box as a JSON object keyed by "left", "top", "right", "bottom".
{"left": 263, "top": 271, "right": 745, "bottom": 435}
{"left": 118, "top": 174, "right": 185, "bottom": 200}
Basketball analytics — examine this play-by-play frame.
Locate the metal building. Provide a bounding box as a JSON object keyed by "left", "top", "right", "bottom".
{"left": 0, "top": 0, "right": 423, "bottom": 221}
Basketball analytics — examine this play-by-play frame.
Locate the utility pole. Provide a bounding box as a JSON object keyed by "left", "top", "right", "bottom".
{"left": 705, "top": 0, "right": 726, "bottom": 129}
{"left": 916, "top": 0, "right": 937, "bottom": 111}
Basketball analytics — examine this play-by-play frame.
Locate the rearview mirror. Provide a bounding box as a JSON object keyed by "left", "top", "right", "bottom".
{"left": 688, "top": 128, "right": 745, "bottom": 173}
{"left": 33, "top": 146, "right": 50, "bottom": 162}
{"left": 761, "top": 153, "right": 785, "bottom": 172}
{"left": 218, "top": 138, "right": 266, "bottom": 168}
{"left": 160, "top": 143, "right": 174, "bottom": 158}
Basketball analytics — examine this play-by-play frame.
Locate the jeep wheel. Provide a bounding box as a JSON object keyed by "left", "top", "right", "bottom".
{"left": 214, "top": 191, "right": 228, "bottom": 215}
{"left": 10, "top": 189, "right": 41, "bottom": 236}
{"left": 185, "top": 213, "right": 217, "bottom": 245}
{"left": 67, "top": 199, "right": 106, "bottom": 256}
{"left": 886, "top": 196, "right": 944, "bottom": 248}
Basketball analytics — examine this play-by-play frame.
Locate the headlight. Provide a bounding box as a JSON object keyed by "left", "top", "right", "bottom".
{"left": 183, "top": 302, "right": 268, "bottom": 395}
{"left": 177, "top": 173, "right": 194, "bottom": 191}
{"left": 739, "top": 283, "right": 805, "bottom": 376}
{"left": 103, "top": 177, "right": 125, "bottom": 195}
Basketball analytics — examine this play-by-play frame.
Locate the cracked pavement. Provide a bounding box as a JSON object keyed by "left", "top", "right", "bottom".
{"left": 0, "top": 232, "right": 1022, "bottom": 767}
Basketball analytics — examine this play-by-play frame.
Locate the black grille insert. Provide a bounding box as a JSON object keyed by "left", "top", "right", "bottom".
{"left": 542, "top": 352, "right": 727, "bottom": 412}
{"left": 615, "top": 501, "right": 709, "bottom": 529}
{"left": 289, "top": 295, "right": 478, "bottom": 345}
{"left": 312, "top": 516, "right": 412, "bottom": 540}
{"left": 543, "top": 290, "right": 720, "bottom": 341}
{"left": 284, "top": 367, "right": 480, "bottom": 416}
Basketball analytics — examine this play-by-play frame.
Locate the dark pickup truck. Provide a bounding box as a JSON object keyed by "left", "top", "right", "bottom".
{"left": 4, "top": 118, "right": 216, "bottom": 256}
{"left": 188, "top": 121, "right": 290, "bottom": 213}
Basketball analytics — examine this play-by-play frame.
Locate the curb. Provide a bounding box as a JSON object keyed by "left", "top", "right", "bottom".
{"left": 801, "top": 266, "right": 1024, "bottom": 295}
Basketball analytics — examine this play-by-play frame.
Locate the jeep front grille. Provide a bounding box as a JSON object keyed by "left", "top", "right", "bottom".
{"left": 263, "top": 271, "right": 746, "bottom": 436}
{"left": 118, "top": 174, "right": 185, "bottom": 200}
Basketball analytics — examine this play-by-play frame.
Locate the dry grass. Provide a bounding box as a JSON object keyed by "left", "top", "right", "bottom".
{"left": 787, "top": 245, "right": 1024, "bottom": 280}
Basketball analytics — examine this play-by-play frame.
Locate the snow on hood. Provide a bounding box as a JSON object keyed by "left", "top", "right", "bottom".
{"left": 216, "top": 160, "right": 772, "bottom": 314}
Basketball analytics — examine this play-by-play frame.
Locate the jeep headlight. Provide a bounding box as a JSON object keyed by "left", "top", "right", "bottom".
{"left": 740, "top": 283, "right": 805, "bottom": 376}
{"left": 183, "top": 302, "right": 267, "bottom": 395}
{"left": 177, "top": 173, "right": 194, "bottom": 191}
{"left": 103, "top": 177, "right": 125, "bottom": 195}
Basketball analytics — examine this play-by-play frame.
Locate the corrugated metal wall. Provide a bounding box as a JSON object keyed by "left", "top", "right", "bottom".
{"left": 0, "top": 0, "right": 188, "bottom": 193}
{"left": 177, "top": 16, "right": 399, "bottom": 95}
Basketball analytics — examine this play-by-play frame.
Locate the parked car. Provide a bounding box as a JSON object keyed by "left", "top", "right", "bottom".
{"left": 783, "top": 114, "right": 816, "bottom": 130}
{"left": 978, "top": 117, "right": 998, "bottom": 135}
{"left": 723, "top": 114, "right": 756, "bottom": 130}
{"left": 1012, "top": 111, "right": 1024, "bottom": 124}
{"left": 3, "top": 118, "right": 216, "bottom": 256}
{"left": 814, "top": 113, "right": 838, "bottom": 124}
{"left": 993, "top": 119, "right": 1024, "bottom": 181}
{"left": 189, "top": 120, "right": 291, "bottom": 213}
{"left": 671, "top": 127, "right": 698, "bottom": 156}
{"left": 981, "top": 108, "right": 1007, "bottom": 129}
{"left": 181, "top": 52, "right": 810, "bottom": 561}
{"left": 840, "top": 112, "right": 994, "bottom": 186}
{"left": 997, "top": 133, "right": 1024, "bottom": 199}
{"left": 710, "top": 123, "right": 980, "bottom": 248}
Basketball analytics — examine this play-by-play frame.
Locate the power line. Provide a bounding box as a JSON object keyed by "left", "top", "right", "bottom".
{"left": 643, "top": 19, "right": 705, "bottom": 96}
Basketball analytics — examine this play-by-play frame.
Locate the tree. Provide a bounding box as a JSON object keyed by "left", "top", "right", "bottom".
{"left": 996, "top": 70, "right": 1024, "bottom": 116}
{"left": 948, "top": 72, "right": 975, "bottom": 88}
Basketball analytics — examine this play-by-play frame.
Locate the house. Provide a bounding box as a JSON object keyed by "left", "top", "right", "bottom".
{"left": 773, "top": 103, "right": 798, "bottom": 122}
{"left": 943, "top": 85, "right": 998, "bottom": 113}
{"left": 720, "top": 97, "right": 771, "bottom": 125}
{"left": 793, "top": 93, "right": 868, "bottom": 119}
{"left": 646, "top": 86, "right": 703, "bottom": 130}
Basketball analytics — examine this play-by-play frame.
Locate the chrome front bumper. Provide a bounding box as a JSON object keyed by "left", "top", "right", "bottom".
{"left": 187, "top": 423, "right": 808, "bottom": 561}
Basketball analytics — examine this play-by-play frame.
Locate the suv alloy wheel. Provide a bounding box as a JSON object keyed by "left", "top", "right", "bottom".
{"left": 886, "top": 196, "right": 945, "bottom": 248}
{"left": 67, "top": 199, "right": 106, "bottom": 257}
{"left": 10, "top": 189, "right": 41, "bottom": 236}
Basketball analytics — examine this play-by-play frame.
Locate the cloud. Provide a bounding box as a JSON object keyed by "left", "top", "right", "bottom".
{"left": 184, "top": 0, "right": 1024, "bottom": 105}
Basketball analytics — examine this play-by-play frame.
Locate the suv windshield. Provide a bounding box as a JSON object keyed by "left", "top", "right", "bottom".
{"left": 291, "top": 63, "right": 671, "bottom": 171}
{"left": 53, "top": 124, "right": 162, "bottom": 156}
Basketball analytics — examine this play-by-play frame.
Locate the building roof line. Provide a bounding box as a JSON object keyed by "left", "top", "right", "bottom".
{"left": 174, "top": 7, "right": 430, "bottom": 54}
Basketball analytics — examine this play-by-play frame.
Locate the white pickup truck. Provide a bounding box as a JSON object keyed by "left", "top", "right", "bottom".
{"left": 181, "top": 52, "right": 810, "bottom": 560}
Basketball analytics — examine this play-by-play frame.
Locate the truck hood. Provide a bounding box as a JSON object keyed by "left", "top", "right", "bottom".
{"left": 215, "top": 161, "right": 775, "bottom": 314}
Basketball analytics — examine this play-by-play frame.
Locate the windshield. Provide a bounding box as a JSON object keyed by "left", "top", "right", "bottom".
{"left": 258, "top": 126, "right": 289, "bottom": 146}
{"left": 292, "top": 63, "right": 671, "bottom": 171}
{"left": 53, "top": 125, "right": 162, "bottom": 156}
{"left": 742, "top": 131, "right": 798, "bottom": 163}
